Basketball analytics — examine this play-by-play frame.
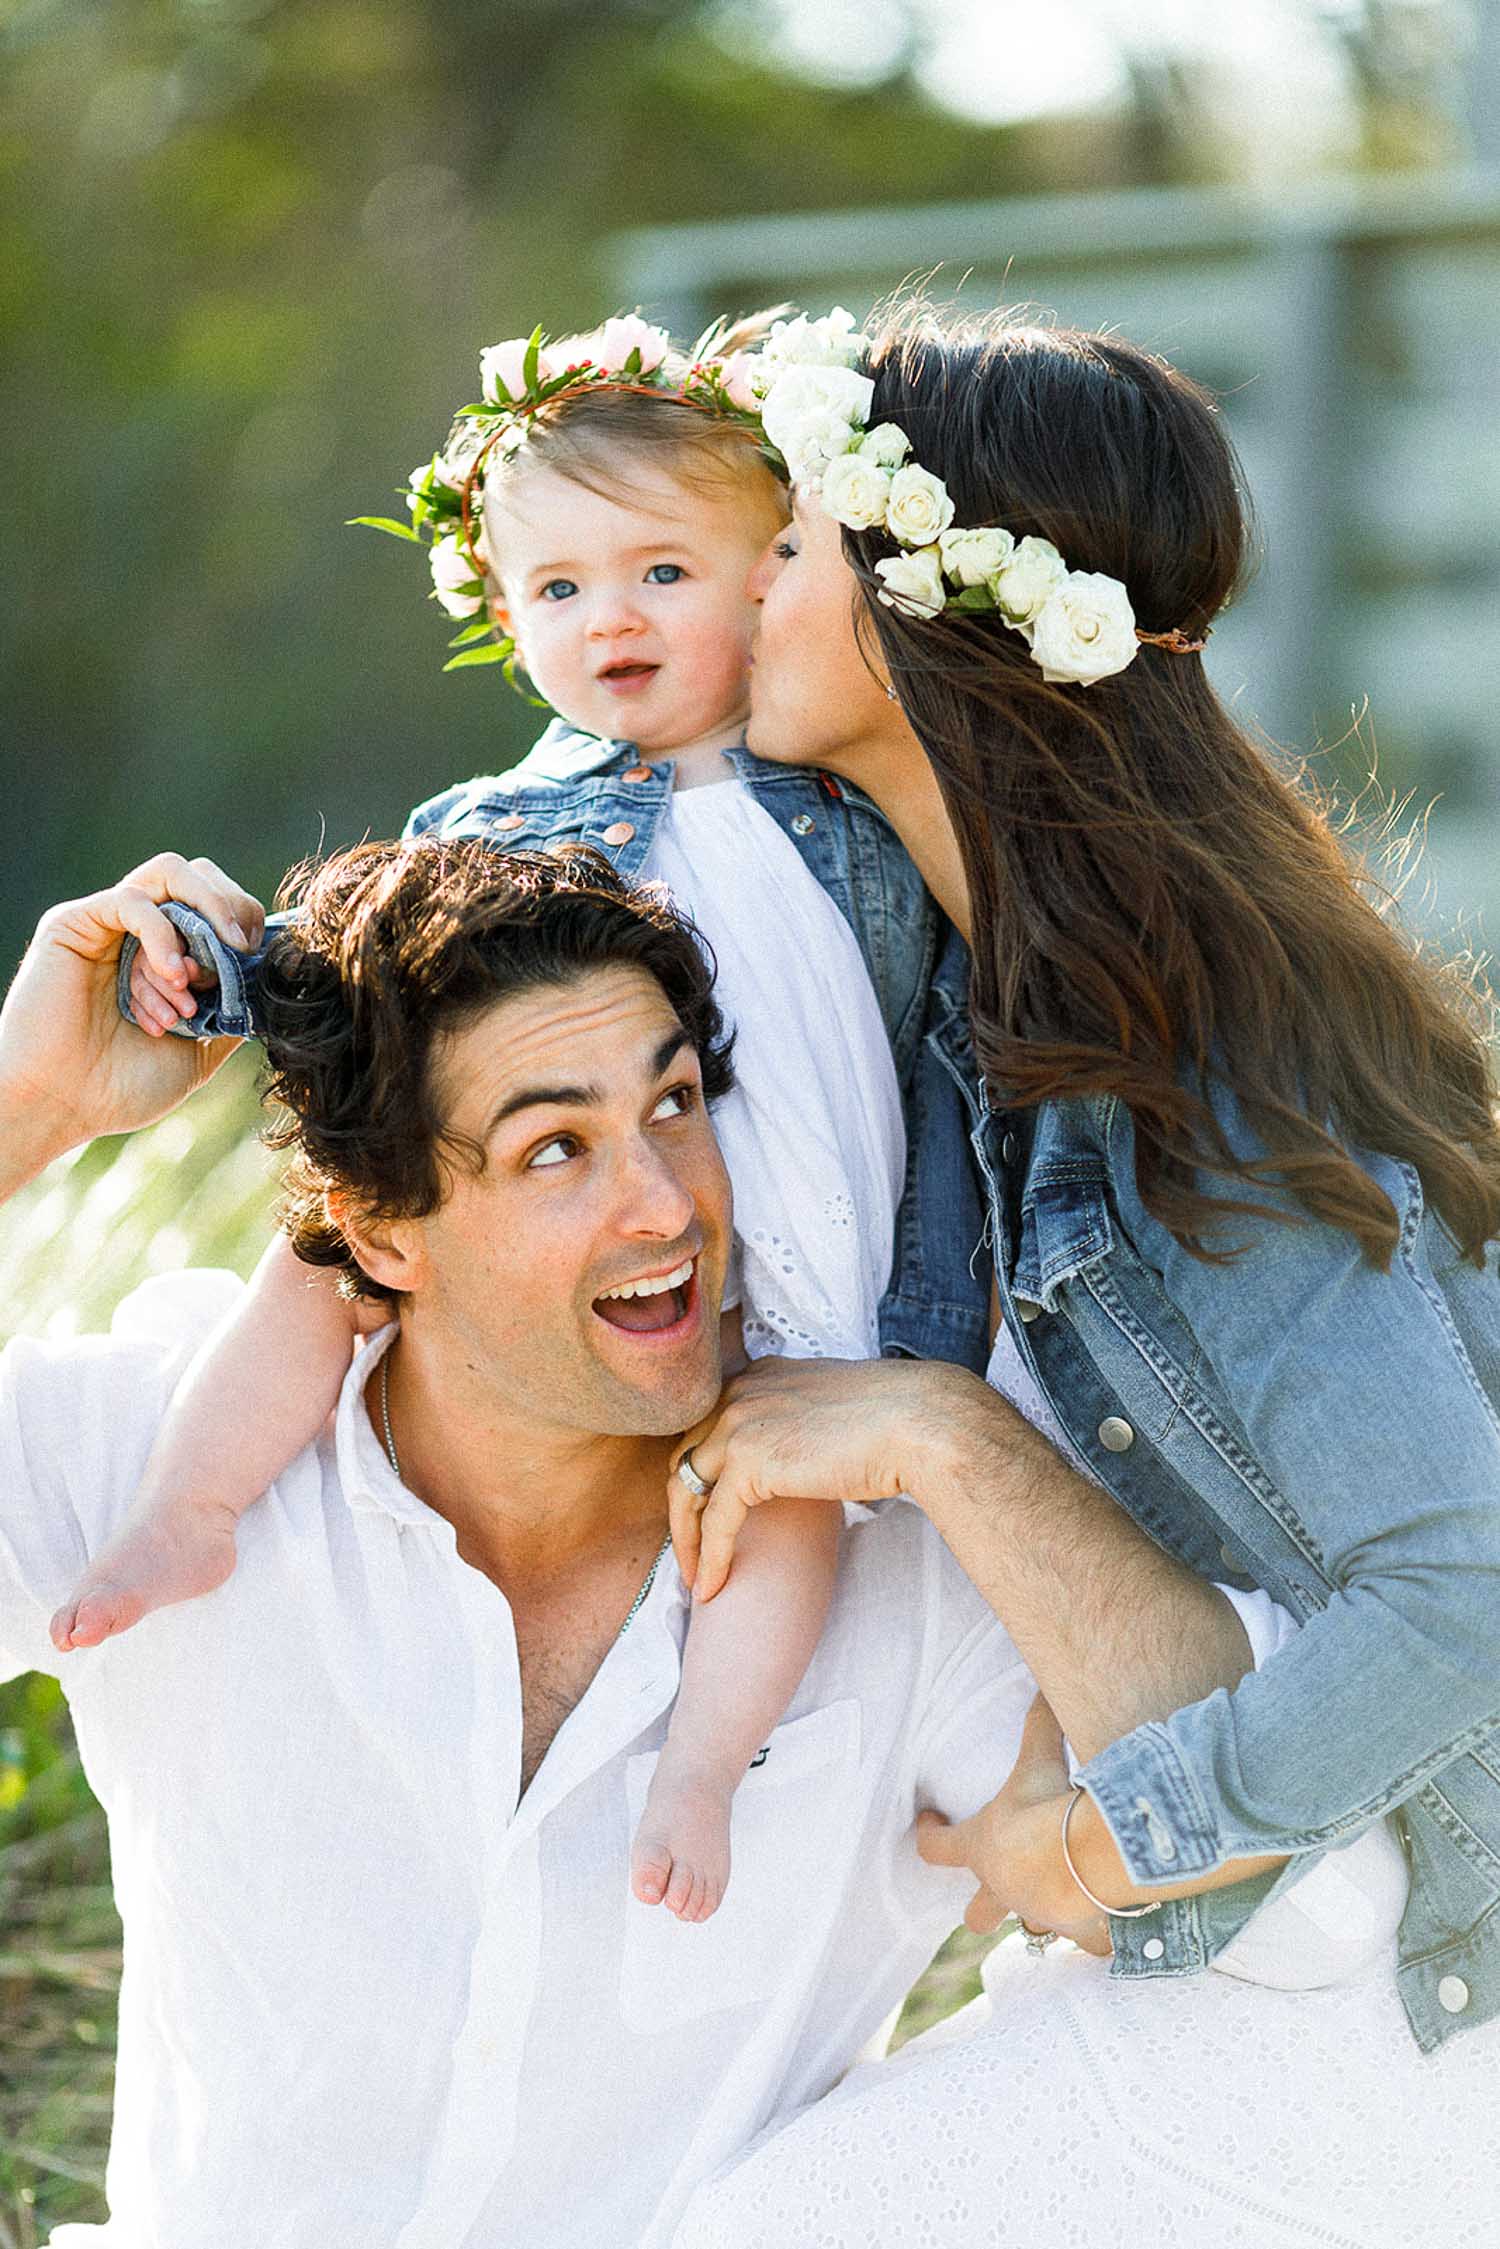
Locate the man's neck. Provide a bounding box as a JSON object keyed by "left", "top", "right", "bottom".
{"left": 371, "top": 1325, "right": 673, "bottom": 1596}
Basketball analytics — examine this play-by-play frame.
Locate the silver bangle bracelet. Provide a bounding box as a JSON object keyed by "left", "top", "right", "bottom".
{"left": 1060, "top": 1786, "right": 1163, "bottom": 1920}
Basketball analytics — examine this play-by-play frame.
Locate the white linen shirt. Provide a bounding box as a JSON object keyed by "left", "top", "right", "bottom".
{"left": 2, "top": 1273, "right": 1034, "bottom": 2249}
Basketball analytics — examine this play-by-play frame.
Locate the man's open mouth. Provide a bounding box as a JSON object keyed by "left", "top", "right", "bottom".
{"left": 593, "top": 1257, "right": 696, "bottom": 1334}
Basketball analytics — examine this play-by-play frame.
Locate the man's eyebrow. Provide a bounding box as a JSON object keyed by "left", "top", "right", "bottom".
{"left": 486, "top": 1026, "right": 694, "bottom": 1132}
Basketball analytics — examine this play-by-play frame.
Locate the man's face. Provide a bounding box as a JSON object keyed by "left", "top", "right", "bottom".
{"left": 400, "top": 966, "right": 732, "bottom": 1440}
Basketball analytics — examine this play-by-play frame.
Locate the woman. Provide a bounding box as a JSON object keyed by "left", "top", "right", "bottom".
{"left": 668, "top": 311, "right": 1500, "bottom": 2244}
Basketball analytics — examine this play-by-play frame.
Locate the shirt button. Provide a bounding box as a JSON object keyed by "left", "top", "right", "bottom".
{"left": 1142, "top": 1936, "right": 1166, "bottom": 1960}
{"left": 494, "top": 813, "right": 525, "bottom": 832}
{"left": 1098, "top": 1415, "right": 1135, "bottom": 1453}
{"left": 600, "top": 821, "right": 636, "bottom": 846}
{"left": 1438, "top": 1975, "right": 1471, "bottom": 2015}
{"left": 622, "top": 764, "right": 653, "bottom": 782}
{"left": 1015, "top": 1298, "right": 1041, "bottom": 1323}
{"left": 1001, "top": 1132, "right": 1018, "bottom": 1163}
{"left": 790, "top": 813, "right": 815, "bottom": 836}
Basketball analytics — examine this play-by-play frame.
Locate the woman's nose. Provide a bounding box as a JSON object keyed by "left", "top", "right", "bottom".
{"left": 745, "top": 537, "right": 776, "bottom": 605}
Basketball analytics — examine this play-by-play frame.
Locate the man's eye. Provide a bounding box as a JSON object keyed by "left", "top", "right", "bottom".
{"left": 540, "top": 579, "right": 578, "bottom": 602}
{"left": 528, "top": 1135, "right": 577, "bottom": 1169}
{"left": 650, "top": 1084, "right": 696, "bottom": 1122}
{"left": 644, "top": 563, "right": 684, "bottom": 584}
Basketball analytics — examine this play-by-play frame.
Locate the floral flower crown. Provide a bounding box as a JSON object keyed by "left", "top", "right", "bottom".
{"left": 352, "top": 313, "right": 768, "bottom": 681}
{"left": 751, "top": 307, "right": 1209, "bottom": 686}
{"left": 356, "top": 305, "right": 1207, "bottom": 690}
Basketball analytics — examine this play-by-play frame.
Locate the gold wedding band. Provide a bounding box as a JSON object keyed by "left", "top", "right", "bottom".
{"left": 676, "top": 1449, "right": 710, "bottom": 1499}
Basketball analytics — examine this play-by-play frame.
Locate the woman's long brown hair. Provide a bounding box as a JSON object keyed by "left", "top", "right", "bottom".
{"left": 850, "top": 311, "right": 1500, "bottom": 1265}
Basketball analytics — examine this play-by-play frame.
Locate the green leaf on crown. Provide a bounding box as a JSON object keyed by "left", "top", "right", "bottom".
{"left": 447, "top": 618, "right": 496, "bottom": 648}
{"left": 522, "top": 326, "right": 543, "bottom": 394}
{"left": 949, "top": 586, "right": 995, "bottom": 611}
{"left": 347, "top": 516, "right": 424, "bottom": 542}
{"left": 443, "top": 642, "right": 509, "bottom": 671}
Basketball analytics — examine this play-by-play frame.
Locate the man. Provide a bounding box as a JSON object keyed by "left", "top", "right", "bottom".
{"left": 0, "top": 837, "right": 1042, "bottom": 2249}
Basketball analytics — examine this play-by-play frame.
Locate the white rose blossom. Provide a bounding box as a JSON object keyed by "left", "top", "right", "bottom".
{"left": 990, "top": 535, "right": 1068, "bottom": 626}
{"left": 938, "top": 526, "right": 1015, "bottom": 588}
{"left": 818, "top": 450, "right": 893, "bottom": 531}
{"left": 873, "top": 546, "right": 947, "bottom": 619}
{"left": 759, "top": 363, "right": 876, "bottom": 473}
{"left": 758, "top": 306, "right": 866, "bottom": 383}
{"left": 859, "top": 422, "right": 911, "bottom": 470}
{"left": 429, "top": 534, "right": 486, "bottom": 619}
{"left": 1027, "top": 572, "right": 1139, "bottom": 685}
{"left": 479, "top": 337, "right": 535, "bottom": 405}
{"left": 884, "top": 464, "right": 956, "bottom": 548}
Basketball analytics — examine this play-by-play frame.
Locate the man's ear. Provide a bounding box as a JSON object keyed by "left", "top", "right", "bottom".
{"left": 323, "top": 1190, "right": 426, "bottom": 1297}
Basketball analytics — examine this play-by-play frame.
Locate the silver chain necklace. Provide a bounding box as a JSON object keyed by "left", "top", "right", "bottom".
{"left": 378, "top": 1353, "right": 670, "bottom": 1638}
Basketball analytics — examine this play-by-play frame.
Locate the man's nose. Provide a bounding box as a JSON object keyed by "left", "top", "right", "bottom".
{"left": 613, "top": 1133, "right": 698, "bottom": 1239}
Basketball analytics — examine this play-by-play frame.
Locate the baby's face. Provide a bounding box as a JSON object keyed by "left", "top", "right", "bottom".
{"left": 486, "top": 461, "right": 787, "bottom": 759}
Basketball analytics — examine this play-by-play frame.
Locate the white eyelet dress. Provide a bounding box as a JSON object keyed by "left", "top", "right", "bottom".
{"left": 644, "top": 780, "right": 905, "bottom": 1364}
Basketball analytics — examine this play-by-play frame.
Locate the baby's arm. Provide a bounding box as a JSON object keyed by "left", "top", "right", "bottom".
{"left": 630, "top": 1494, "right": 840, "bottom": 1921}
{"left": 49, "top": 1234, "right": 371, "bottom": 1650}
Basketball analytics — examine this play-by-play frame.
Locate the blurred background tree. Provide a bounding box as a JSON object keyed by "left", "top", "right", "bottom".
{"left": 1, "top": 1, "right": 1495, "bottom": 2234}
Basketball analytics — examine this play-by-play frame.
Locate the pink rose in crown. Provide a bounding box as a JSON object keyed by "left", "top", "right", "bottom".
{"left": 596, "top": 315, "right": 670, "bottom": 375}
{"left": 716, "top": 352, "right": 762, "bottom": 411}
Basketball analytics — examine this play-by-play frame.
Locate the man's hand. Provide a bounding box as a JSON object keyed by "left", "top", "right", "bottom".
{"left": 0, "top": 853, "right": 264, "bottom": 1193}
{"left": 915, "top": 1695, "right": 1113, "bottom": 1956}
{"left": 668, "top": 1354, "right": 998, "bottom": 1600}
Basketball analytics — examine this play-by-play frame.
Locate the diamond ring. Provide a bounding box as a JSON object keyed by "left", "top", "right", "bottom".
{"left": 1021, "top": 1922, "right": 1058, "bottom": 1959}
{"left": 676, "top": 1449, "right": 711, "bottom": 1499}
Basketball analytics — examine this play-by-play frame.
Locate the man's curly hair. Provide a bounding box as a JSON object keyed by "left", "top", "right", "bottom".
{"left": 258, "top": 836, "right": 734, "bottom": 1306}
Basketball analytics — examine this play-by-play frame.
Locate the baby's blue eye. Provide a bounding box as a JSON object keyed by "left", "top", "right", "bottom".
{"left": 645, "top": 563, "right": 685, "bottom": 584}
{"left": 540, "top": 579, "right": 578, "bottom": 602}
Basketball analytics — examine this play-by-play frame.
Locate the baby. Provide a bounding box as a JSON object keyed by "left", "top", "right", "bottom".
{"left": 52, "top": 312, "right": 908, "bottom": 1925}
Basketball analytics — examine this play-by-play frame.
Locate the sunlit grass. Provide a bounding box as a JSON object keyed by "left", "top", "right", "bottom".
{"left": 0, "top": 1058, "right": 995, "bottom": 2237}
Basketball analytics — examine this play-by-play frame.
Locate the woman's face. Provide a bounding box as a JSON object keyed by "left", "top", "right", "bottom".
{"left": 744, "top": 494, "right": 904, "bottom": 779}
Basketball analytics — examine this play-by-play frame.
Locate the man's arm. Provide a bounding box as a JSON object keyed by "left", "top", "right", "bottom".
{"left": 674, "top": 1356, "right": 1253, "bottom": 1762}
{"left": 0, "top": 852, "right": 263, "bottom": 1196}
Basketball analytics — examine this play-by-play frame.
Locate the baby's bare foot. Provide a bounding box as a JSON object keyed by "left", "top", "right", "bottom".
{"left": 631, "top": 1763, "right": 735, "bottom": 1923}
{"left": 50, "top": 1497, "right": 240, "bottom": 1652}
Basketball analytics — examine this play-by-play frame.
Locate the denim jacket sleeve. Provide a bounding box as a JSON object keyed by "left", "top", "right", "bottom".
{"left": 1078, "top": 1092, "right": 1500, "bottom": 1885}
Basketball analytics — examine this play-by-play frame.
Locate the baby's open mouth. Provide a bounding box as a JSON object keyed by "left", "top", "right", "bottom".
{"left": 593, "top": 1257, "right": 695, "bottom": 1333}
{"left": 599, "top": 661, "right": 659, "bottom": 688}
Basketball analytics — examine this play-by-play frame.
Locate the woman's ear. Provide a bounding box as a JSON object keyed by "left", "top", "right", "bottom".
{"left": 324, "top": 1190, "right": 426, "bottom": 1297}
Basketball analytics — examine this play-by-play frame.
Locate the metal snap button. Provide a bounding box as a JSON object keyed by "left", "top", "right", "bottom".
{"left": 1015, "top": 1299, "right": 1041, "bottom": 1324}
{"left": 622, "top": 764, "right": 653, "bottom": 782}
{"left": 1438, "top": 1975, "right": 1471, "bottom": 2014}
{"left": 1098, "top": 1416, "right": 1135, "bottom": 1453}
{"left": 600, "top": 821, "right": 636, "bottom": 846}
{"left": 1142, "top": 1936, "right": 1166, "bottom": 1961}
{"left": 790, "top": 813, "right": 815, "bottom": 836}
{"left": 494, "top": 813, "right": 525, "bottom": 832}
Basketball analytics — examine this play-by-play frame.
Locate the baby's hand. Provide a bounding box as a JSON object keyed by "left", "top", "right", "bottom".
{"left": 129, "top": 947, "right": 217, "bottom": 1037}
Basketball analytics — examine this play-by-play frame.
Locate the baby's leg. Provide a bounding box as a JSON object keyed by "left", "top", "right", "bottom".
{"left": 632, "top": 1497, "right": 840, "bottom": 1922}
{"left": 51, "top": 1237, "right": 370, "bottom": 1650}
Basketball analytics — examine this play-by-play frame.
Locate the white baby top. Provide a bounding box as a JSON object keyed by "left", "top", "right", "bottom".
{"left": 643, "top": 781, "right": 905, "bottom": 1362}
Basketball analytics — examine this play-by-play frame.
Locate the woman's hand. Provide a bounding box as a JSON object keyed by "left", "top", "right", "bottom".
{"left": 668, "top": 1353, "right": 990, "bottom": 1599}
{"left": 915, "top": 1695, "right": 1114, "bottom": 1956}
{"left": 0, "top": 853, "right": 264, "bottom": 1188}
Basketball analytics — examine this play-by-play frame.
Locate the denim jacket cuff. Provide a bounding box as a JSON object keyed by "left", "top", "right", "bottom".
{"left": 1077, "top": 1723, "right": 1224, "bottom": 1883}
